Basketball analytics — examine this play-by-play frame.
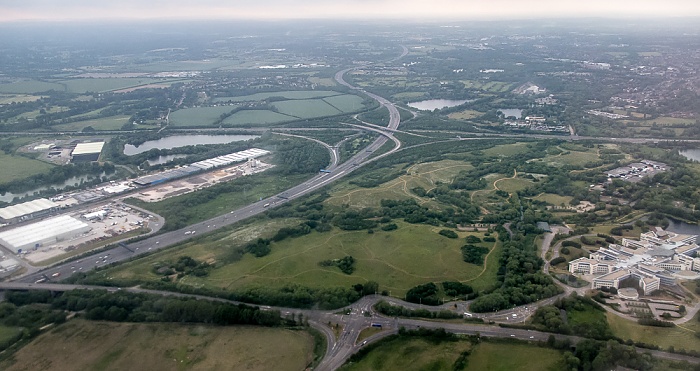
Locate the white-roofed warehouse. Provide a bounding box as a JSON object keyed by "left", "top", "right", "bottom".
{"left": 0, "top": 215, "right": 91, "bottom": 254}
{"left": 0, "top": 198, "right": 59, "bottom": 223}
{"left": 71, "top": 141, "right": 105, "bottom": 162}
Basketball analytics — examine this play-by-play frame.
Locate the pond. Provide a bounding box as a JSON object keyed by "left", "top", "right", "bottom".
{"left": 679, "top": 149, "right": 700, "bottom": 162}
{"left": 407, "top": 99, "right": 469, "bottom": 111}
{"left": 666, "top": 218, "right": 700, "bottom": 236}
{"left": 123, "top": 134, "right": 260, "bottom": 155}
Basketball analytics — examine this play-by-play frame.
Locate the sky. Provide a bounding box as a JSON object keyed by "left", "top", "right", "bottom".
{"left": 1, "top": 0, "right": 699, "bottom": 23}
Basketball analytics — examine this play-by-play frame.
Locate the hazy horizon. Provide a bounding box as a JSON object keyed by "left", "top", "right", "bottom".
{"left": 2, "top": 0, "right": 700, "bottom": 23}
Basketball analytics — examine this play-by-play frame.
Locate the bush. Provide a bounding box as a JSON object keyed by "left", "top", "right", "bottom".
{"left": 465, "top": 235, "right": 482, "bottom": 243}
{"left": 562, "top": 240, "right": 581, "bottom": 248}
{"left": 550, "top": 257, "right": 566, "bottom": 265}
{"left": 439, "top": 229, "right": 458, "bottom": 239}
{"left": 560, "top": 246, "right": 571, "bottom": 255}
{"left": 381, "top": 223, "right": 398, "bottom": 231}
{"left": 483, "top": 236, "right": 496, "bottom": 242}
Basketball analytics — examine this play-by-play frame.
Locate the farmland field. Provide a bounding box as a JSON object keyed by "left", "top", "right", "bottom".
{"left": 341, "top": 338, "right": 563, "bottom": 371}
{"left": 221, "top": 109, "right": 297, "bottom": 126}
{"left": 0, "top": 94, "right": 43, "bottom": 104}
{"left": 52, "top": 115, "right": 132, "bottom": 131}
{"left": 169, "top": 106, "right": 238, "bottom": 127}
{"left": 0, "top": 320, "right": 314, "bottom": 371}
{"left": 322, "top": 94, "right": 365, "bottom": 113}
{"left": 213, "top": 90, "right": 342, "bottom": 102}
{"left": 0, "top": 80, "right": 64, "bottom": 94}
{"left": 58, "top": 78, "right": 181, "bottom": 94}
{"left": 0, "top": 153, "right": 54, "bottom": 185}
{"left": 272, "top": 99, "right": 341, "bottom": 119}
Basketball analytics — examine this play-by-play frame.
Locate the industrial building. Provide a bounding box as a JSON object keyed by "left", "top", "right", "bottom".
{"left": 71, "top": 141, "right": 105, "bottom": 162}
{"left": 0, "top": 198, "right": 60, "bottom": 224}
{"left": 132, "top": 148, "right": 270, "bottom": 186}
{"left": 0, "top": 215, "right": 91, "bottom": 254}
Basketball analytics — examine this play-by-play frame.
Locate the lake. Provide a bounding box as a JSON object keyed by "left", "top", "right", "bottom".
{"left": 123, "top": 134, "right": 260, "bottom": 155}
{"left": 498, "top": 108, "right": 523, "bottom": 119}
{"left": 0, "top": 172, "right": 107, "bottom": 203}
{"left": 679, "top": 149, "right": 700, "bottom": 162}
{"left": 408, "top": 99, "right": 469, "bottom": 111}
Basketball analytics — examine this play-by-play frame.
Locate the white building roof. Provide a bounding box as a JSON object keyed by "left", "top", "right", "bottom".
{"left": 0, "top": 215, "right": 90, "bottom": 252}
{"left": 0, "top": 198, "right": 59, "bottom": 220}
{"left": 72, "top": 141, "right": 105, "bottom": 155}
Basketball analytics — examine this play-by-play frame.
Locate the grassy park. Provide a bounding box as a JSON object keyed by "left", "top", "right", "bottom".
{"left": 0, "top": 320, "right": 314, "bottom": 371}
{"left": 107, "top": 221, "right": 500, "bottom": 297}
{"left": 0, "top": 153, "right": 54, "bottom": 185}
{"left": 606, "top": 312, "right": 700, "bottom": 352}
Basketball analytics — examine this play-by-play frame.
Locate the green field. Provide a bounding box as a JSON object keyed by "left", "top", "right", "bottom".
{"left": 108, "top": 221, "right": 498, "bottom": 297}
{"left": 169, "top": 106, "right": 238, "bottom": 127}
{"left": 448, "top": 110, "right": 483, "bottom": 120}
{"left": 532, "top": 193, "right": 574, "bottom": 206}
{"left": 214, "top": 90, "right": 342, "bottom": 102}
{"left": 0, "top": 80, "right": 65, "bottom": 94}
{"left": 341, "top": 337, "right": 563, "bottom": 371}
{"left": 221, "top": 109, "right": 298, "bottom": 126}
{"left": 0, "top": 94, "right": 43, "bottom": 104}
{"left": 0, "top": 325, "right": 21, "bottom": 347}
{"left": 326, "top": 160, "right": 474, "bottom": 209}
{"left": 58, "top": 78, "right": 179, "bottom": 94}
{"left": 272, "top": 99, "right": 342, "bottom": 118}
{"left": 482, "top": 143, "right": 532, "bottom": 157}
{"left": 322, "top": 94, "right": 365, "bottom": 112}
{"left": 495, "top": 178, "right": 533, "bottom": 193}
{"left": 0, "top": 320, "right": 314, "bottom": 371}
{"left": 52, "top": 115, "right": 132, "bottom": 131}
{"left": 466, "top": 342, "right": 563, "bottom": 371}
{"left": 0, "top": 153, "right": 54, "bottom": 185}
{"left": 606, "top": 312, "right": 700, "bottom": 351}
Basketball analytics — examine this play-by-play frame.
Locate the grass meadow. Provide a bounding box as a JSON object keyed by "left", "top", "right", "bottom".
{"left": 107, "top": 221, "right": 501, "bottom": 298}
{"left": 221, "top": 110, "right": 297, "bottom": 126}
{"left": 168, "top": 106, "right": 238, "bottom": 127}
{"left": 0, "top": 320, "right": 314, "bottom": 371}
{"left": 606, "top": 312, "right": 700, "bottom": 352}
{"left": 0, "top": 153, "right": 54, "bottom": 185}
{"left": 341, "top": 338, "right": 563, "bottom": 371}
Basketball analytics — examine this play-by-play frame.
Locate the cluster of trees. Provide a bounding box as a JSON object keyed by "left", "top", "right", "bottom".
{"left": 470, "top": 234, "right": 562, "bottom": 312}
{"left": 232, "top": 284, "right": 363, "bottom": 310}
{"left": 461, "top": 244, "right": 489, "bottom": 265}
{"left": 531, "top": 294, "right": 613, "bottom": 340}
{"left": 152, "top": 255, "right": 211, "bottom": 278}
{"left": 374, "top": 301, "right": 461, "bottom": 319}
{"left": 318, "top": 256, "right": 356, "bottom": 275}
{"left": 0, "top": 290, "right": 66, "bottom": 352}
{"left": 549, "top": 337, "right": 657, "bottom": 371}
{"left": 442, "top": 281, "right": 475, "bottom": 298}
{"left": 405, "top": 282, "right": 441, "bottom": 306}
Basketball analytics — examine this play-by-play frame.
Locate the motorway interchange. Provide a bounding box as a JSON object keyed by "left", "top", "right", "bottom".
{"left": 6, "top": 48, "right": 700, "bottom": 369}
